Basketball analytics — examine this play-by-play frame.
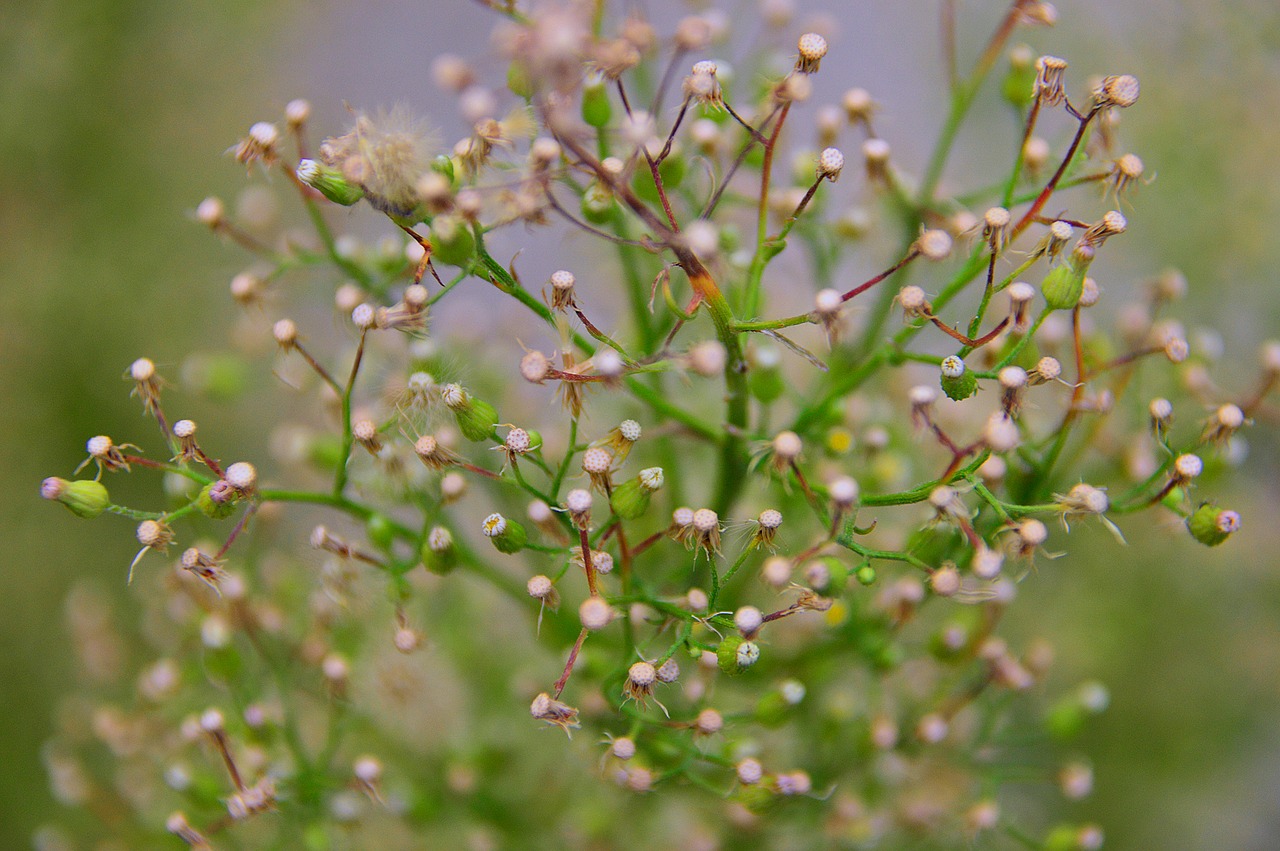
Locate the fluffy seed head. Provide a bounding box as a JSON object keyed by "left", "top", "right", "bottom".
{"left": 758, "top": 508, "right": 783, "bottom": 530}
{"left": 692, "top": 508, "right": 719, "bottom": 532}
{"left": 1007, "top": 282, "right": 1035, "bottom": 304}
{"left": 984, "top": 412, "right": 1020, "bottom": 452}
{"left": 1097, "top": 74, "right": 1140, "bottom": 108}
{"left": 695, "top": 708, "right": 723, "bottom": 734}
{"left": 829, "top": 476, "right": 859, "bottom": 506}
{"left": 1216, "top": 404, "right": 1245, "bottom": 430}
{"left": 814, "top": 288, "right": 842, "bottom": 314}
{"left": 527, "top": 575, "right": 554, "bottom": 599}
{"left": 817, "top": 147, "right": 844, "bottom": 180}
{"left": 627, "top": 661, "right": 656, "bottom": 687}
{"left": 566, "top": 488, "right": 593, "bottom": 514}
{"left": 688, "top": 340, "right": 727, "bottom": 376}
{"left": 916, "top": 229, "right": 953, "bottom": 261}
{"left": 520, "top": 350, "right": 550, "bottom": 383}
{"left": 772, "top": 431, "right": 803, "bottom": 461}
{"left": 899, "top": 285, "right": 927, "bottom": 313}
{"left": 909, "top": 385, "right": 938, "bottom": 406}
{"left": 734, "top": 605, "right": 764, "bottom": 635}
{"left": 582, "top": 447, "right": 612, "bottom": 474}
{"left": 737, "top": 758, "right": 764, "bottom": 785}
{"left": 656, "top": 659, "right": 679, "bottom": 683}
{"left": 225, "top": 462, "right": 257, "bottom": 492}
{"left": 579, "top": 596, "right": 614, "bottom": 630}
{"left": 1019, "top": 518, "right": 1048, "bottom": 547}
{"left": 196, "top": 197, "right": 225, "bottom": 226}
{"left": 505, "top": 427, "right": 531, "bottom": 453}
{"left": 272, "top": 319, "right": 297, "bottom": 346}
{"left": 999, "top": 366, "right": 1028, "bottom": 390}
{"left": 1174, "top": 454, "right": 1203, "bottom": 479}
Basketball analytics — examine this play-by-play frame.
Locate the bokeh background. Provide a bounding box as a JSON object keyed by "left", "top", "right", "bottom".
{"left": 3, "top": 0, "right": 1278, "bottom": 847}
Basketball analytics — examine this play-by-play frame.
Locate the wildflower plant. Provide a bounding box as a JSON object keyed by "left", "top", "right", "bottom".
{"left": 39, "top": 1, "right": 1279, "bottom": 848}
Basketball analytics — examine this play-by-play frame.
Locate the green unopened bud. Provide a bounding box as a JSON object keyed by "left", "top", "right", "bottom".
{"left": 366, "top": 514, "right": 395, "bottom": 551}
{"left": 421, "top": 526, "right": 458, "bottom": 574}
{"left": 1041, "top": 243, "right": 1094, "bottom": 310}
{"left": 749, "top": 349, "right": 785, "bottom": 403}
{"left": 855, "top": 564, "right": 877, "bottom": 586}
{"left": 939, "top": 355, "right": 978, "bottom": 401}
{"left": 1187, "top": 503, "right": 1240, "bottom": 547}
{"left": 609, "top": 467, "right": 664, "bottom": 519}
{"left": 41, "top": 477, "right": 110, "bottom": 519}
{"left": 429, "top": 215, "right": 475, "bottom": 267}
{"left": 297, "top": 159, "right": 364, "bottom": 206}
{"left": 582, "top": 75, "right": 612, "bottom": 127}
{"left": 441, "top": 384, "right": 498, "bottom": 442}
{"left": 431, "top": 154, "right": 455, "bottom": 185}
{"left": 717, "top": 635, "right": 760, "bottom": 676}
{"left": 196, "top": 480, "right": 240, "bottom": 519}
{"left": 1001, "top": 45, "right": 1036, "bottom": 110}
{"left": 507, "top": 59, "right": 533, "bottom": 99}
{"left": 581, "top": 181, "right": 616, "bottom": 224}
{"left": 482, "top": 512, "right": 527, "bottom": 554}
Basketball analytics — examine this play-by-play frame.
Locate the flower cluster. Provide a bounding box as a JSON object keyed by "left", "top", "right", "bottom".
{"left": 38, "top": 1, "right": 1275, "bottom": 848}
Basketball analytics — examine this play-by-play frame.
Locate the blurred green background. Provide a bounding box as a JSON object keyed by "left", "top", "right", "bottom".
{"left": 2, "top": 1, "right": 1278, "bottom": 848}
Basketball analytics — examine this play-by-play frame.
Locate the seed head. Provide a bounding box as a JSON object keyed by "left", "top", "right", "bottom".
{"left": 1034, "top": 56, "right": 1068, "bottom": 106}
{"left": 734, "top": 605, "right": 764, "bottom": 637}
{"left": 775, "top": 771, "right": 811, "bottom": 796}
{"left": 530, "top": 692, "right": 580, "bottom": 736}
{"left": 984, "top": 412, "right": 1020, "bottom": 452}
{"left": 225, "top": 462, "right": 257, "bottom": 493}
{"left": 692, "top": 508, "right": 721, "bottom": 554}
{"left": 829, "top": 476, "right": 859, "bottom": 507}
{"left": 1174, "top": 453, "right": 1203, "bottom": 480}
{"left": 736, "top": 758, "right": 764, "bottom": 785}
{"left": 795, "top": 32, "right": 828, "bottom": 73}
{"left": 898, "top": 285, "right": 929, "bottom": 319}
{"left": 817, "top": 147, "right": 844, "bottom": 181}
{"left": 862, "top": 138, "right": 891, "bottom": 180}
{"left": 1095, "top": 74, "right": 1140, "bottom": 109}
{"left": 916, "top": 229, "right": 953, "bottom": 261}
{"left": 842, "top": 87, "right": 875, "bottom": 124}
{"left": 579, "top": 596, "right": 614, "bottom": 631}
{"left": 814, "top": 288, "right": 842, "bottom": 316}
{"left": 695, "top": 708, "right": 724, "bottom": 735}
{"left": 611, "top": 737, "right": 636, "bottom": 760}
{"left": 688, "top": 340, "right": 727, "bottom": 377}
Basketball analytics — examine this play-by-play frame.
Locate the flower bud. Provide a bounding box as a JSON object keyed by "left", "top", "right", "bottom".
{"left": 717, "top": 635, "right": 760, "bottom": 675}
{"left": 429, "top": 215, "right": 476, "bottom": 267}
{"left": 41, "top": 477, "right": 110, "bottom": 519}
{"left": 1186, "top": 503, "right": 1240, "bottom": 547}
{"left": 297, "top": 159, "right": 365, "bottom": 206}
{"left": 940, "top": 355, "right": 978, "bottom": 401}
{"left": 442, "top": 384, "right": 498, "bottom": 442}
{"left": 582, "top": 74, "right": 612, "bottom": 127}
{"left": 422, "top": 526, "right": 458, "bottom": 574}
{"left": 482, "top": 512, "right": 527, "bottom": 554}
{"left": 609, "top": 467, "right": 665, "bottom": 519}
{"left": 196, "top": 480, "right": 240, "bottom": 519}
{"left": 1041, "top": 244, "right": 1094, "bottom": 310}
